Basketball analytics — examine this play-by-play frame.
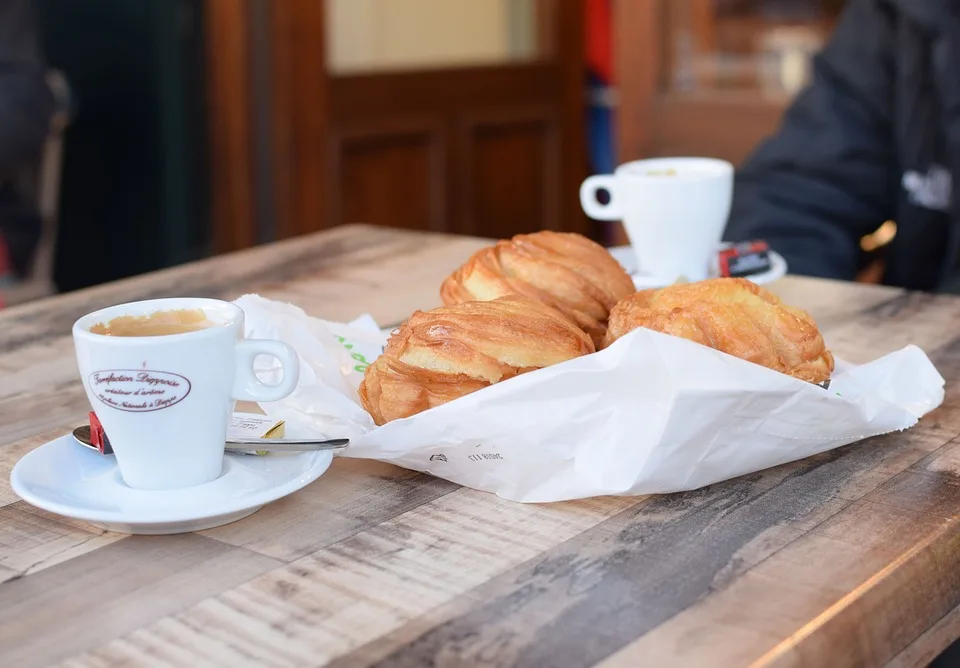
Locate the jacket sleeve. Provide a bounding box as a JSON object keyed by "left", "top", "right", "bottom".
{"left": 0, "top": 0, "right": 54, "bottom": 176}
{"left": 723, "top": 0, "right": 898, "bottom": 281}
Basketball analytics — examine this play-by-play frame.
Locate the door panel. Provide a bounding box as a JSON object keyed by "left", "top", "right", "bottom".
{"left": 462, "top": 111, "right": 558, "bottom": 239}
{"left": 326, "top": 58, "right": 584, "bottom": 238}
{"left": 332, "top": 121, "right": 445, "bottom": 232}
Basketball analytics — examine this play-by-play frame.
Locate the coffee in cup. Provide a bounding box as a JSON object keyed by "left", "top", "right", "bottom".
{"left": 90, "top": 308, "right": 218, "bottom": 337}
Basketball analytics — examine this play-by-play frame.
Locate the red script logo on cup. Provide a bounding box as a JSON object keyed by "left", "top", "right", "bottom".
{"left": 89, "top": 369, "right": 192, "bottom": 412}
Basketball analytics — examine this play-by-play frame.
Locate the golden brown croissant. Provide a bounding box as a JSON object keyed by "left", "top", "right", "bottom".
{"left": 440, "top": 230, "right": 635, "bottom": 347}
{"left": 359, "top": 296, "right": 595, "bottom": 425}
{"left": 603, "top": 278, "right": 834, "bottom": 384}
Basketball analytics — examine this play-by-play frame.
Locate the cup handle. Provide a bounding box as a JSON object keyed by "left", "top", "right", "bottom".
{"left": 579, "top": 175, "right": 621, "bottom": 220}
{"left": 233, "top": 339, "right": 300, "bottom": 403}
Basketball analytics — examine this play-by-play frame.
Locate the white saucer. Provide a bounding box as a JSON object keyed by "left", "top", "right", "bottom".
{"left": 608, "top": 244, "right": 788, "bottom": 288}
{"left": 10, "top": 435, "right": 334, "bottom": 534}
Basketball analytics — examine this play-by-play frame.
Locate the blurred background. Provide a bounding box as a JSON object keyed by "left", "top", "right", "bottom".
{"left": 6, "top": 0, "right": 849, "bottom": 304}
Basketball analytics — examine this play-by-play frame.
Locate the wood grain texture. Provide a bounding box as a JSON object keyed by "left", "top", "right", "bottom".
{"left": 0, "top": 429, "right": 65, "bottom": 506}
{"left": 268, "top": 0, "right": 328, "bottom": 238}
{"left": 461, "top": 109, "right": 558, "bottom": 238}
{"left": 612, "top": 0, "right": 659, "bottom": 163}
{"left": 889, "top": 602, "right": 960, "bottom": 668}
{"left": 204, "top": 0, "right": 258, "bottom": 252}
{"left": 1, "top": 224, "right": 959, "bottom": 666}
{"left": 608, "top": 0, "right": 660, "bottom": 248}
{"left": 0, "top": 502, "right": 124, "bottom": 583}
{"left": 328, "top": 63, "right": 588, "bottom": 239}
{"left": 0, "top": 534, "right": 282, "bottom": 668}
{"left": 335, "top": 436, "right": 960, "bottom": 668}
{"left": 333, "top": 121, "right": 445, "bottom": 233}
{"left": 553, "top": 0, "right": 590, "bottom": 240}
{"left": 70, "top": 493, "right": 637, "bottom": 666}
{"left": 199, "top": 458, "right": 461, "bottom": 562}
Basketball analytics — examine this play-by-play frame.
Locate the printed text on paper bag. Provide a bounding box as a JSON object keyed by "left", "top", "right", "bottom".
{"left": 469, "top": 453, "right": 504, "bottom": 462}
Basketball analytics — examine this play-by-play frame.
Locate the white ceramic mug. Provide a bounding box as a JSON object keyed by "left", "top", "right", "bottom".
{"left": 579, "top": 157, "right": 734, "bottom": 282}
{"left": 73, "top": 297, "right": 300, "bottom": 490}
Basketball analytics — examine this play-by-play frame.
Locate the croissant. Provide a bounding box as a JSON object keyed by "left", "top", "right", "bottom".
{"left": 603, "top": 278, "right": 834, "bottom": 384}
{"left": 359, "top": 296, "right": 595, "bottom": 425}
{"left": 440, "top": 230, "right": 635, "bottom": 347}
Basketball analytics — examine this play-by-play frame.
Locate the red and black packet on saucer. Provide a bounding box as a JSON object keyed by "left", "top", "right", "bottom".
{"left": 85, "top": 411, "right": 114, "bottom": 455}
{"left": 717, "top": 241, "right": 772, "bottom": 278}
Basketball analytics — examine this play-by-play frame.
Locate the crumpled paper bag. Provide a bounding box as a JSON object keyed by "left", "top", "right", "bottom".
{"left": 236, "top": 294, "right": 946, "bottom": 503}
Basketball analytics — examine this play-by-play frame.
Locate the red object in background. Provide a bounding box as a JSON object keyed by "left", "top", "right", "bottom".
{"left": 586, "top": 0, "right": 613, "bottom": 84}
{"left": 717, "top": 241, "right": 773, "bottom": 278}
{"left": 0, "top": 234, "right": 10, "bottom": 276}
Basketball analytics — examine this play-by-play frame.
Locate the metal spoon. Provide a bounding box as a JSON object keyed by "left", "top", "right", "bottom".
{"left": 72, "top": 425, "right": 349, "bottom": 455}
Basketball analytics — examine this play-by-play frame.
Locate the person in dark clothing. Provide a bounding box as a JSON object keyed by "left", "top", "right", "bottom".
{"left": 724, "top": 0, "right": 960, "bottom": 292}
{"left": 727, "top": 3, "right": 960, "bottom": 664}
{"left": 0, "top": 0, "right": 53, "bottom": 283}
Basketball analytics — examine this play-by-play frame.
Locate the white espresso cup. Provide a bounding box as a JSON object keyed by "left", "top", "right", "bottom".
{"left": 73, "top": 297, "right": 300, "bottom": 491}
{"left": 579, "top": 157, "right": 734, "bottom": 282}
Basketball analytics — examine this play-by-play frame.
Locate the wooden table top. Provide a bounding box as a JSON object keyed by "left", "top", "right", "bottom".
{"left": 1, "top": 224, "right": 959, "bottom": 668}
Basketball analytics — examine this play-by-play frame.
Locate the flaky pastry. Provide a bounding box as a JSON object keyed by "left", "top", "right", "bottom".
{"left": 440, "top": 230, "right": 635, "bottom": 347}
{"left": 603, "top": 278, "right": 834, "bottom": 384}
{"left": 358, "top": 296, "right": 595, "bottom": 425}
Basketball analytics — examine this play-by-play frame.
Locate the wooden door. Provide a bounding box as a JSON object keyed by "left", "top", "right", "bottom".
{"left": 205, "top": 0, "right": 587, "bottom": 253}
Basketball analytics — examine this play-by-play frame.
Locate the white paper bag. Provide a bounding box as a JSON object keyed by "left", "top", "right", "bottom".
{"left": 236, "top": 294, "right": 945, "bottom": 503}
{"left": 235, "top": 295, "right": 384, "bottom": 441}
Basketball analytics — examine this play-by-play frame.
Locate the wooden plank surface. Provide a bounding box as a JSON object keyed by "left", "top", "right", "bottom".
{"left": 1, "top": 224, "right": 959, "bottom": 667}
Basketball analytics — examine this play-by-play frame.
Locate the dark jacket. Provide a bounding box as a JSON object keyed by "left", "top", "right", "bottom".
{"left": 0, "top": 0, "right": 52, "bottom": 277}
{"left": 724, "top": 0, "right": 960, "bottom": 291}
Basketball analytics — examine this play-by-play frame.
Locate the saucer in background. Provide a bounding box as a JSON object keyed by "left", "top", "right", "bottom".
{"left": 608, "top": 243, "right": 788, "bottom": 289}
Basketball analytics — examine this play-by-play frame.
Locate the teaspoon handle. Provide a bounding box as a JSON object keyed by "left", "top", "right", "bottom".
{"left": 225, "top": 438, "right": 349, "bottom": 452}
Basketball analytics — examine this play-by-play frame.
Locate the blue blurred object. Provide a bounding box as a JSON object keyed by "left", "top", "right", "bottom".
{"left": 586, "top": 71, "right": 616, "bottom": 175}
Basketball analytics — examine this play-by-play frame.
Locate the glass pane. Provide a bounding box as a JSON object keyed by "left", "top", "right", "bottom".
{"left": 663, "top": 0, "right": 846, "bottom": 98}
{"left": 326, "top": 0, "right": 542, "bottom": 75}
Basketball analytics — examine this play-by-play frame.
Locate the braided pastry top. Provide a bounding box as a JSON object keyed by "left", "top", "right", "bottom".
{"left": 440, "top": 231, "right": 635, "bottom": 347}
{"left": 359, "top": 296, "right": 595, "bottom": 425}
{"left": 603, "top": 278, "right": 834, "bottom": 384}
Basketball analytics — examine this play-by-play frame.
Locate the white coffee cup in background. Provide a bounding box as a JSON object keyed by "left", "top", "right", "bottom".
{"left": 579, "top": 157, "right": 734, "bottom": 282}
{"left": 73, "top": 297, "right": 300, "bottom": 491}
